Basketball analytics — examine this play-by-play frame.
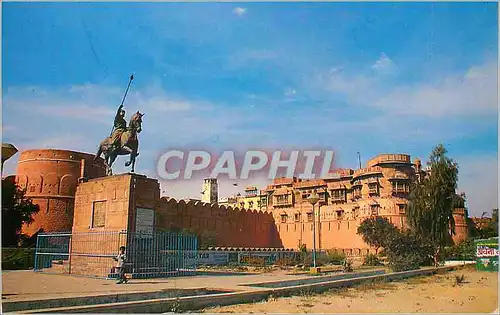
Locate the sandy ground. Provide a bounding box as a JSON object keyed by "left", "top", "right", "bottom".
{"left": 207, "top": 266, "right": 499, "bottom": 313}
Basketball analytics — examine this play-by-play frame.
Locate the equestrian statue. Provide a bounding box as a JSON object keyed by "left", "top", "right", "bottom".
{"left": 94, "top": 75, "right": 144, "bottom": 176}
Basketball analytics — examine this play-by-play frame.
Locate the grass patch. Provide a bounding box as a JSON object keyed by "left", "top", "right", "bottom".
{"left": 453, "top": 274, "right": 467, "bottom": 286}
{"left": 337, "top": 290, "right": 357, "bottom": 298}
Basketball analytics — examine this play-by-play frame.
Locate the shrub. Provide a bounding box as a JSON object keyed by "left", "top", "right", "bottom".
{"left": 342, "top": 259, "right": 353, "bottom": 272}
{"left": 386, "top": 252, "right": 421, "bottom": 272}
{"left": 298, "top": 244, "right": 307, "bottom": 252}
{"left": 275, "top": 257, "right": 297, "bottom": 267}
{"left": 357, "top": 217, "right": 398, "bottom": 254}
{"left": 454, "top": 274, "right": 466, "bottom": 285}
{"left": 363, "top": 253, "right": 383, "bottom": 266}
{"left": 240, "top": 255, "right": 266, "bottom": 266}
{"left": 325, "top": 251, "right": 346, "bottom": 265}
{"left": 442, "top": 238, "right": 476, "bottom": 261}
{"left": 384, "top": 230, "right": 433, "bottom": 271}
{"left": 2, "top": 247, "right": 35, "bottom": 270}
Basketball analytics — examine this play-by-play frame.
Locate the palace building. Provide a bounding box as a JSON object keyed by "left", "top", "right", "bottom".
{"left": 220, "top": 153, "right": 468, "bottom": 252}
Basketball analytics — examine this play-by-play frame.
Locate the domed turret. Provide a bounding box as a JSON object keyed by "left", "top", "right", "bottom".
{"left": 414, "top": 158, "right": 422, "bottom": 172}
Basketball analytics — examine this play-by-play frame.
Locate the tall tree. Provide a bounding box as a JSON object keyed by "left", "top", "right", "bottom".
{"left": 406, "top": 144, "right": 458, "bottom": 266}
{"left": 2, "top": 177, "right": 39, "bottom": 247}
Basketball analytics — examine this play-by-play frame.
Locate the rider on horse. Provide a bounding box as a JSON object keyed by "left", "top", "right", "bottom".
{"left": 110, "top": 105, "right": 127, "bottom": 152}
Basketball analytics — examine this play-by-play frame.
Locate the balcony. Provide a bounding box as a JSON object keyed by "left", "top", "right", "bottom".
{"left": 353, "top": 166, "right": 383, "bottom": 179}
{"left": 274, "top": 199, "right": 292, "bottom": 207}
{"left": 392, "top": 187, "right": 409, "bottom": 194}
{"left": 351, "top": 194, "right": 362, "bottom": 201}
{"left": 331, "top": 195, "right": 346, "bottom": 202}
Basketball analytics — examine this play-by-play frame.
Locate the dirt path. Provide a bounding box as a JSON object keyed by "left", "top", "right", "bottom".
{"left": 207, "top": 266, "right": 498, "bottom": 313}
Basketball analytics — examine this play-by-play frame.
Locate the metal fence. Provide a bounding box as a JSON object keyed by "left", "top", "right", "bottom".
{"left": 34, "top": 231, "right": 198, "bottom": 279}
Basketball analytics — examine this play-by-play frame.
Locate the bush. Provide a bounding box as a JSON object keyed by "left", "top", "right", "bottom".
{"left": 442, "top": 238, "right": 476, "bottom": 261}
{"left": 298, "top": 244, "right": 307, "bottom": 252}
{"left": 454, "top": 274, "right": 466, "bottom": 285}
{"left": 386, "top": 252, "right": 422, "bottom": 272}
{"left": 240, "top": 255, "right": 266, "bottom": 266}
{"left": 342, "top": 259, "right": 353, "bottom": 272}
{"left": 325, "top": 251, "right": 346, "bottom": 265}
{"left": 275, "top": 257, "right": 297, "bottom": 267}
{"left": 2, "top": 247, "right": 35, "bottom": 270}
{"left": 384, "top": 230, "right": 433, "bottom": 271}
{"left": 363, "top": 253, "right": 383, "bottom": 266}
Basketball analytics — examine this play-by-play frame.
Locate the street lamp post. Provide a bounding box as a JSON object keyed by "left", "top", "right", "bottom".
{"left": 1, "top": 143, "right": 18, "bottom": 173}
{"left": 307, "top": 190, "right": 320, "bottom": 268}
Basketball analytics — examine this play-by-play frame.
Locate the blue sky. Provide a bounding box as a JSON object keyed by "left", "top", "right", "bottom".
{"left": 2, "top": 2, "right": 498, "bottom": 216}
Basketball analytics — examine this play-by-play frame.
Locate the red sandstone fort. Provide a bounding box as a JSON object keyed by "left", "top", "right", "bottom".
{"left": 13, "top": 149, "right": 468, "bottom": 253}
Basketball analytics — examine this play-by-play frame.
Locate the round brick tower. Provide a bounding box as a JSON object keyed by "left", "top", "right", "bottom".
{"left": 452, "top": 207, "right": 469, "bottom": 244}
{"left": 16, "top": 149, "right": 107, "bottom": 236}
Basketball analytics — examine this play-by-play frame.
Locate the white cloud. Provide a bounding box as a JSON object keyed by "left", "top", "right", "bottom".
{"left": 42, "top": 105, "right": 115, "bottom": 124}
{"left": 3, "top": 83, "right": 201, "bottom": 126}
{"left": 4, "top": 85, "right": 119, "bottom": 125}
{"left": 321, "top": 59, "right": 497, "bottom": 118}
{"left": 371, "top": 52, "right": 396, "bottom": 74}
{"left": 285, "top": 88, "right": 297, "bottom": 97}
{"left": 232, "top": 7, "right": 247, "bottom": 17}
{"left": 375, "top": 62, "right": 497, "bottom": 117}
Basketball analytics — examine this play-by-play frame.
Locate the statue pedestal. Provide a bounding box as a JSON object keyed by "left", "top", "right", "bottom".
{"left": 69, "top": 173, "right": 161, "bottom": 277}
{"left": 72, "top": 173, "right": 160, "bottom": 233}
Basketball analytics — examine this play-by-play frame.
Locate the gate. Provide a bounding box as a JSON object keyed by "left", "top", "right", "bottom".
{"left": 34, "top": 231, "right": 198, "bottom": 279}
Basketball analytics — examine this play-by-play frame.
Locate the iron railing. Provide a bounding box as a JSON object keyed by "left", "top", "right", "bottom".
{"left": 34, "top": 230, "right": 198, "bottom": 279}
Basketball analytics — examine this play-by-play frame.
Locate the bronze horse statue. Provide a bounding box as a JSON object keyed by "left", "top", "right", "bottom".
{"left": 94, "top": 111, "right": 144, "bottom": 175}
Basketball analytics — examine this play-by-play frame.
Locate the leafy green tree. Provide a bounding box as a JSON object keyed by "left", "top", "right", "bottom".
{"left": 357, "top": 216, "right": 398, "bottom": 254}
{"left": 383, "top": 229, "right": 434, "bottom": 271}
{"left": 2, "top": 178, "right": 39, "bottom": 247}
{"left": 406, "top": 144, "right": 459, "bottom": 266}
{"left": 358, "top": 216, "right": 432, "bottom": 271}
{"left": 479, "top": 209, "right": 498, "bottom": 238}
{"left": 467, "top": 217, "right": 482, "bottom": 239}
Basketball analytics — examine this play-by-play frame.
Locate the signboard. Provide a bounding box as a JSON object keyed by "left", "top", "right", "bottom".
{"left": 238, "top": 252, "right": 278, "bottom": 265}
{"left": 135, "top": 208, "right": 155, "bottom": 237}
{"left": 198, "top": 251, "right": 229, "bottom": 265}
{"left": 475, "top": 238, "right": 499, "bottom": 272}
{"left": 183, "top": 251, "right": 230, "bottom": 266}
